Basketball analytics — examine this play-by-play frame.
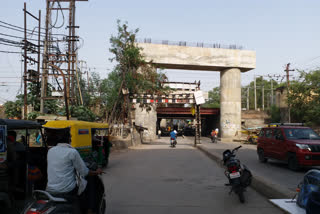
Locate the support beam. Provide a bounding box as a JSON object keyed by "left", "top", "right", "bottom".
{"left": 220, "top": 68, "right": 241, "bottom": 140}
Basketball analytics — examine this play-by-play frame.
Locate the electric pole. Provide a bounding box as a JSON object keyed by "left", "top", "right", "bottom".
{"left": 285, "top": 63, "right": 294, "bottom": 87}
{"left": 285, "top": 63, "right": 294, "bottom": 123}
{"left": 247, "top": 87, "right": 249, "bottom": 110}
{"left": 254, "top": 75, "right": 257, "bottom": 110}
{"left": 261, "top": 76, "right": 264, "bottom": 110}
{"left": 270, "top": 77, "right": 273, "bottom": 106}
{"left": 40, "top": 0, "right": 88, "bottom": 118}
{"left": 23, "top": 3, "right": 41, "bottom": 119}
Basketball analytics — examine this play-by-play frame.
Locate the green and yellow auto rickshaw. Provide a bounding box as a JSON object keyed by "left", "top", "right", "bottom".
{"left": 43, "top": 120, "right": 110, "bottom": 166}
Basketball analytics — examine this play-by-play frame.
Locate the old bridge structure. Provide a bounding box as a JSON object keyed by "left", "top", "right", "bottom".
{"left": 134, "top": 40, "right": 256, "bottom": 141}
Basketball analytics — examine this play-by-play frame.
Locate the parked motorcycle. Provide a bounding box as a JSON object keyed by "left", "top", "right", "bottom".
{"left": 22, "top": 158, "right": 106, "bottom": 214}
{"left": 222, "top": 146, "right": 252, "bottom": 203}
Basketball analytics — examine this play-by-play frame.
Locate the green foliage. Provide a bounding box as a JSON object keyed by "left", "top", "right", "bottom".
{"left": 3, "top": 81, "right": 59, "bottom": 119}
{"left": 288, "top": 69, "right": 320, "bottom": 125}
{"left": 269, "top": 105, "right": 281, "bottom": 123}
{"left": 3, "top": 100, "right": 22, "bottom": 118}
{"left": 106, "top": 20, "right": 168, "bottom": 122}
{"left": 70, "top": 106, "right": 96, "bottom": 122}
{"left": 28, "top": 111, "right": 40, "bottom": 120}
{"left": 202, "top": 87, "right": 220, "bottom": 108}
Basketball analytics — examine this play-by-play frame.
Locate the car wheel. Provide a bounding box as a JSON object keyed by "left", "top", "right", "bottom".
{"left": 288, "top": 155, "right": 300, "bottom": 171}
{"left": 258, "top": 149, "right": 268, "bottom": 163}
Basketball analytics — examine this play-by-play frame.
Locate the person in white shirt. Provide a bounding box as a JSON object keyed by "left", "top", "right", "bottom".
{"left": 47, "top": 131, "right": 102, "bottom": 214}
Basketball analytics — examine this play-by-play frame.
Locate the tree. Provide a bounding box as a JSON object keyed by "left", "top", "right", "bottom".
{"left": 70, "top": 106, "right": 96, "bottom": 122}
{"left": 107, "top": 20, "right": 168, "bottom": 124}
{"left": 3, "top": 82, "right": 59, "bottom": 119}
{"left": 288, "top": 69, "right": 320, "bottom": 125}
{"left": 3, "top": 100, "right": 22, "bottom": 118}
{"left": 203, "top": 87, "right": 220, "bottom": 108}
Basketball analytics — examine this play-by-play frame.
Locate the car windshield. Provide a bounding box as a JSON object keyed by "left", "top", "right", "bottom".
{"left": 284, "top": 128, "right": 320, "bottom": 140}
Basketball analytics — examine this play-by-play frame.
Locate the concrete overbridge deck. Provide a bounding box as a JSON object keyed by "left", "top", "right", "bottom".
{"left": 137, "top": 42, "right": 256, "bottom": 72}
{"left": 136, "top": 40, "right": 256, "bottom": 140}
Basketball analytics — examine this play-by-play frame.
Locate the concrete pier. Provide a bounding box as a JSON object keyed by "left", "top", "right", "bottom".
{"left": 220, "top": 68, "right": 241, "bottom": 140}
{"left": 134, "top": 104, "right": 157, "bottom": 141}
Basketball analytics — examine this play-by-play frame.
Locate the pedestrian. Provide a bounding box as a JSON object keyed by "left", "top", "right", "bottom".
{"left": 158, "top": 129, "right": 161, "bottom": 139}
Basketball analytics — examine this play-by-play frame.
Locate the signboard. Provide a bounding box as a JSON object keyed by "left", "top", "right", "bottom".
{"left": 78, "top": 129, "right": 89, "bottom": 135}
{"left": 194, "top": 91, "right": 205, "bottom": 105}
{"left": 0, "top": 125, "right": 7, "bottom": 163}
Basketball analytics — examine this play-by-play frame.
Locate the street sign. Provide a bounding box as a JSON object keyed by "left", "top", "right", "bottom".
{"left": 194, "top": 91, "right": 205, "bottom": 105}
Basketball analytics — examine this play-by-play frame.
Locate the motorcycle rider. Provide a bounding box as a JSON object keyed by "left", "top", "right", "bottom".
{"left": 170, "top": 130, "right": 177, "bottom": 147}
{"left": 211, "top": 129, "right": 217, "bottom": 143}
{"left": 46, "top": 130, "right": 103, "bottom": 214}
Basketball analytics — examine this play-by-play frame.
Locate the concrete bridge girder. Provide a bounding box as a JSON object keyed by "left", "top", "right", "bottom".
{"left": 135, "top": 43, "right": 256, "bottom": 140}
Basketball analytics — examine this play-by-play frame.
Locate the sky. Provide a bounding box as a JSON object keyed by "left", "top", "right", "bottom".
{"left": 1, "top": 0, "right": 320, "bottom": 104}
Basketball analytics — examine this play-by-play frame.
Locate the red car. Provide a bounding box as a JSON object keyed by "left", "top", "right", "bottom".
{"left": 257, "top": 125, "right": 320, "bottom": 171}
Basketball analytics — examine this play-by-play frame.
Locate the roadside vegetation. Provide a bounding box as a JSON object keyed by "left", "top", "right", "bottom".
{"left": 2, "top": 20, "right": 169, "bottom": 123}
{"left": 204, "top": 69, "right": 320, "bottom": 126}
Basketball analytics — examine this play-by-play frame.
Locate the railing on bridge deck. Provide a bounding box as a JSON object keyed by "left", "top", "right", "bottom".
{"left": 135, "top": 38, "right": 243, "bottom": 50}
{"left": 157, "top": 107, "right": 219, "bottom": 115}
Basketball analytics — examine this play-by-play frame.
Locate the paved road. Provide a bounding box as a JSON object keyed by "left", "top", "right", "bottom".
{"left": 104, "top": 138, "right": 284, "bottom": 214}
{"left": 198, "top": 137, "right": 320, "bottom": 193}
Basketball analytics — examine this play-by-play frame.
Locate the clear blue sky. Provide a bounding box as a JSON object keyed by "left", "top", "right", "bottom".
{"left": 1, "top": 0, "right": 320, "bottom": 104}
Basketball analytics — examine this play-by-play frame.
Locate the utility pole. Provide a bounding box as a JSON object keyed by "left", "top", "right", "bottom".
{"left": 87, "top": 68, "right": 90, "bottom": 92}
{"left": 261, "top": 76, "right": 264, "bottom": 110}
{"left": 40, "top": 0, "right": 50, "bottom": 114}
{"left": 23, "top": 3, "right": 27, "bottom": 119}
{"left": 23, "top": 3, "right": 41, "bottom": 119}
{"left": 270, "top": 77, "right": 273, "bottom": 106}
{"left": 254, "top": 75, "right": 257, "bottom": 110}
{"left": 247, "top": 87, "right": 249, "bottom": 110}
{"left": 285, "top": 63, "right": 294, "bottom": 123}
{"left": 75, "top": 56, "right": 83, "bottom": 105}
{"left": 40, "top": 0, "right": 88, "bottom": 117}
{"left": 285, "top": 63, "right": 294, "bottom": 87}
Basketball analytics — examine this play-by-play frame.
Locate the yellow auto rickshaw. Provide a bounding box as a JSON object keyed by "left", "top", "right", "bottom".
{"left": 43, "top": 120, "right": 109, "bottom": 166}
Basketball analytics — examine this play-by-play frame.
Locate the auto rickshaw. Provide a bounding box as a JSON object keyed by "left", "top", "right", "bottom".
{"left": 0, "top": 119, "right": 47, "bottom": 210}
{"left": 43, "top": 120, "right": 109, "bottom": 167}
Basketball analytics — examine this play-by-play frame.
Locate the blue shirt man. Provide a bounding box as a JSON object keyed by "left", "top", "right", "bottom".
{"left": 170, "top": 130, "right": 177, "bottom": 140}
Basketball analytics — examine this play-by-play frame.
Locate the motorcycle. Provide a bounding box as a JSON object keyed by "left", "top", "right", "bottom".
{"left": 22, "top": 158, "right": 106, "bottom": 214}
{"left": 211, "top": 135, "right": 217, "bottom": 143}
{"left": 170, "top": 139, "right": 177, "bottom": 148}
{"left": 222, "top": 146, "right": 252, "bottom": 203}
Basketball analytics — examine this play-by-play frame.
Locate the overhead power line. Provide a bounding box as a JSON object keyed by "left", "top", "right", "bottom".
{"left": 0, "top": 20, "right": 67, "bottom": 37}
{"left": 0, "top": 50, "right": 21, "bottom": 54}
{"left": 0, "top": 32, "right": 39, "bottom": 42}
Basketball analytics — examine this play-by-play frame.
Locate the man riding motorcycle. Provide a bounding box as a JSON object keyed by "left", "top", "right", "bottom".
{"left": 46, "top": 130, "right": 103, "bottom": 214}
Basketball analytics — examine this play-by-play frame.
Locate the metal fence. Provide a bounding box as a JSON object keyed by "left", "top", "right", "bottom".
{"left": 135, "top": 38, "right": 243, "bottom": 50}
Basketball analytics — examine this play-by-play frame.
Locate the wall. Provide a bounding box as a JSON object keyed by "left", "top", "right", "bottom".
{"left": 134, "top": 104, "right": 157, "bottom": 141}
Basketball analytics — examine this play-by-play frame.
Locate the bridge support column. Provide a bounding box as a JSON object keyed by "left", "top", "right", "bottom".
{"left": 220, "top": 68, "right": 241, "bottom": 141}
{"left": 135, "top": 104, "right": 157, "bottom": 141}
